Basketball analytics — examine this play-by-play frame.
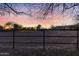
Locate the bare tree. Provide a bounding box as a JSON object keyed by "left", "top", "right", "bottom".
{"left": 0, "top": 3, "right": 79, "bottom": 19}
{"left": 0, "top": 3, "right": 33, "bottom": 16}
{"left": 43, "top": 3, "right": 79, "bottom": 15}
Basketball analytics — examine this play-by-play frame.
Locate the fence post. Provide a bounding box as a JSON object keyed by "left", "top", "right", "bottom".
{"left": 42, "top": 30, "right": 45, "bottom": 55}
{"left": 76, "top": 26, "right": 79, "bottom": 50}
{"left": 13, "top": 29, "right": 15, "bottom": 49}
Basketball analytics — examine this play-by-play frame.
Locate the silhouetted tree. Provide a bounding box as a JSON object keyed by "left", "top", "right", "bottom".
{"left": 50, "top": 25, "right": 54, "bottom": 29}
{"left": 0, "top": 25, "right": 3, "bottom": 31}
{"left": 4, "top": 22, "right": 14, "bottom": 30}
{"left": 36, "top": 25, "right": 41, "bottom": 30}
{"left": 14, "top": 23, "right": 23, "bottom": 30}
{"left": 30, "top": 27, "right": 35, "bottom": 31}
{"left": 21, "top": 27, "right": 27, "bottom": 31}
{"left": 5, "top": 22, "right": 13, "bottom": 26}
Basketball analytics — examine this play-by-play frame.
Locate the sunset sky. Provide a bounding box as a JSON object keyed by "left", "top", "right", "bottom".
{"left": 0, "top": 3, "right": 79, "bottom": 28}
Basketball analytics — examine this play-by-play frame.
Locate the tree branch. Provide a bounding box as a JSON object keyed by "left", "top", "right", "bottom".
{"left": 4, "top": 3, "right": 32, "bottom": 16}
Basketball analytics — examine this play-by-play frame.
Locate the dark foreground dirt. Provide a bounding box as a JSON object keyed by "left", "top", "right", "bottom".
{"left": 0, "top": 47, "right": 79, "bottom": 56}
